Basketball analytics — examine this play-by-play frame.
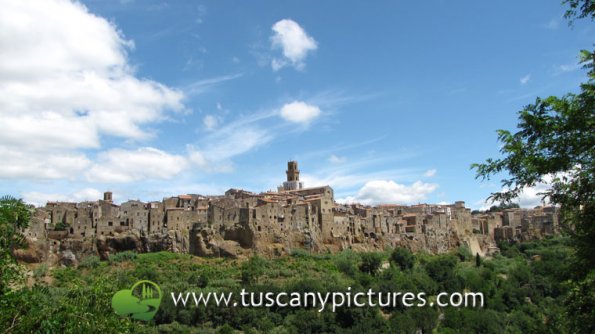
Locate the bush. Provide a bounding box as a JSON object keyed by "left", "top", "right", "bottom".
{"left": 197, "top": 275, "right": 209, "bottom": 288}
{"left": 78, "top": 255, "right": 100, "bottom": 269}
{"left": 456, "top": 245, "right": 473, "bottom": 262}
{"left": 108, "top": 251, "right": 137, "bottom": 264}
{"left": 425, "top": 254, "right": 462, "bottom": 291}
{"left": 334, "top": 250, "right": 359, "bottom": 276}
{"left": 290, "top": 248, "right": 311, "bottom": 258}
{"left": 391, "top": 248, "right": 415, "bottom": 271}
{"left": 359, "top": 252, "right": 383, "bottom": 276}
{"left": 241, "top": 255, "right": 267, "bottom": 285}
{"left": 54, "top": 222, "right": 68, "bottom": 231}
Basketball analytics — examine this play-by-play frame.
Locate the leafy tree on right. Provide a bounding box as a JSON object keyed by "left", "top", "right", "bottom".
{"left": 472, "top": 2, "right": 594, "bottom": 332}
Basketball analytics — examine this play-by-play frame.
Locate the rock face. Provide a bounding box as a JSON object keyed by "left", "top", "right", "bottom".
{"left": 59, "top": 250, "right": 77, "bottom": 267}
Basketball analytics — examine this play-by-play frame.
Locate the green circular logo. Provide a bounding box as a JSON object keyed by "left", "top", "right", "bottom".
{"left": 112, "top": 280, "right": 163, "bottom": 321}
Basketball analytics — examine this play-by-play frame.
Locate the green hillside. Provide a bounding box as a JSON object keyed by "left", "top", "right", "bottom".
{"left": 1, "top": 237, "right": 578, "bottom": 333}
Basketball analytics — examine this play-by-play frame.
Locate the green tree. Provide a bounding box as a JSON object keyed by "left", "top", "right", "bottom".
{"left": 359, "top": 252, "right": 383, "bottom": 276}
{"left": 471, "top": 50, "right": 594, "bottom": 273}
{"left": 390, "top": 247, "right": 415, "bottom": 271}
{"left": 488, "top": 202, "right": 520, "bottom": 212}
{"left": 241, "top": 255, "right": 267, "bottom": 285}
{"left": 425, "top": 255, "right": 462, "bottom": 291}
{"left": 564, "top": 0, "right": 595, "bottom": 21}
{"left": 0, "top": 196, "right": 31, "bottom": 294}
{"left": 473, "top": 3, "right": 594, "bottom": 332}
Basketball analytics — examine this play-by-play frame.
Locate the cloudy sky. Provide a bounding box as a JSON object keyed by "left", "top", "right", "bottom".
{"left": 0, "top": 0, "right": 591, "bottom": 208}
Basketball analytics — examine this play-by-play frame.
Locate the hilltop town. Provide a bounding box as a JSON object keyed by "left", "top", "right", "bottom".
{"left": 16, "top": 162, "right": 560, "bottom": 266}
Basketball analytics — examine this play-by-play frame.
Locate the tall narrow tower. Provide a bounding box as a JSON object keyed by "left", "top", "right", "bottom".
{"left": 282, "top": 161, "right": 304, "bottom": 191}
{"left": 286, "top": 161, "right": 299, "bottom": 182}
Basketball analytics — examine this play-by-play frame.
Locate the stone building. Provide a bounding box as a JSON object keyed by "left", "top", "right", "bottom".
{"left": 19, "top": 161, "right": 560, "bottom": 264}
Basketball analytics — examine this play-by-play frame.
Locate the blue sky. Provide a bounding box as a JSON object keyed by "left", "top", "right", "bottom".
{"left": 0, "top": 0, "right": 592, "bottom": 208}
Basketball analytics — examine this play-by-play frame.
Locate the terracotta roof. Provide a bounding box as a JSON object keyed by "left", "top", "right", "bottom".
{"left": 259, "top": 198, "right": 278, "bottom": 203}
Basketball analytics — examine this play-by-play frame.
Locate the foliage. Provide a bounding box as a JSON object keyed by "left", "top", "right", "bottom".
{"left": 0, "top": 236, "right": 579, "bottom": 333}
{"left": 456, "top": 245, "right": 473, "bottom": 262}
{"left": 488, "top": 202, "right": 520, "bottom": 212}
{"left": 358, "top": 252, "right": 383, "bottom": 276}
{"left": 473, "top": 2, "right": 593, "bottom": 330}
{"left": 0, "top": 196, "right": 31, "bottom": 294}
{"left": 564, "top": 0, "right": 595, "bottom": 21}
{"left": 241, "top": 255, "right": 267, "bottom": 285}
{"left": 425, "top": 254, "right": 461, "bottom": 291}
{"left": 471, "top": 44, "right": 594, "bottom": 276}
{"left": 108, "top": 251, "right": 138, "bottom": 264}
{"left": 54, "top": 222, "right": 68, "bottom": 231}
{"left": 565, "top": 269, "right": 595, "bottom": 334}
{"left": 78, "top": 255, "right": 101, "bottom": 269}
{"left": 334, "top": 249, "right": 359, "bottom": 277}
{"left": 390, "top": 247, "right": 415, "bottom": 271}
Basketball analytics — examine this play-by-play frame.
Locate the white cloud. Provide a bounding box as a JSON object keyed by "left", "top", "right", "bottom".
{"left": 23, "top": 188, "right": 103, "bottom": 207}
{"left": 0, "top": 0, "right": 184, "bottom": 181}
{"left": 337, "top": 180, "right": 438, "bottom": 205}
{"left": 280, "top": 101, "right": 321, "bottom": 123}
{"left": 424, "top": 169, "right": 437, "bottom": 177}
{"left": 187, "top": 147, "right": 209, "bottom": 169}
{"left": 203, "top": 115, "right": 219, "bottom": 130}
{"left": 86, "top": 147, "right": 188, "bottom": 183}
{"left": 0, "top": 146, "right": 91, "bottom": 180}
{"left": 270, "top": 19, "right": 317, "bottom": 71}
{"left": 328, "top": 154, "right": 346, "bottom": 164}
{"left": 509, "top": 176, "right": 561, "bottom": 208}
{"left": 516, "top": 184, "right": 550, "bottom": 208}
{"left": 520, "top": 74, "right": 531, "bottom": 85}
{"left": 486, "top": 174, "right": 564, "bottom": 209}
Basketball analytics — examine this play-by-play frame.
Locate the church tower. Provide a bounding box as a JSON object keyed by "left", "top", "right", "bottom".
{"left": 282, "top": 161, "right": 304, "bottom": 191}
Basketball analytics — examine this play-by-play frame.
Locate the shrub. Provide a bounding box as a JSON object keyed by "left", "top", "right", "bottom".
{"left": 290, "top": 248, "right": 311, "bottom": 258}
{"left": 391, "top": 248, "right": 415, "bottom": 271}
{"left": 359, "top": 252, "right": 383, "bottom": 276}
{"left": 54, "top": 222, "right": 68, "bottom": 231}
{"left": 334, "top": 250, "right": 359, "bottom": 276}
{"left": 78, "top": 255, "right": 100, "bottom": 269}
{"left": 108, "top": 251, "right": 137, "bottom": 264}
{"left": 456, "top": 245, "right": 473, "bottom": 262}
{"left": 241, "top": 256, "right": 267, "bottom": 285}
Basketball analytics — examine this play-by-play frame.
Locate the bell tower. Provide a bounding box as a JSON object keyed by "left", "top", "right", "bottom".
{"left": 286, "top": 161, "right": 300, "bottom": 182}
{"left": 281, "top": 161, "right": 304, "bottom": 191}
{"left": 103, "top": 191, "right": 113, "bottom": 203}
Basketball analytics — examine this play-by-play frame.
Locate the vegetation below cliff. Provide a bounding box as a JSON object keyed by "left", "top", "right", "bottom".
{"left": 0, "top": 236, "right": 580, "bottom": 333}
